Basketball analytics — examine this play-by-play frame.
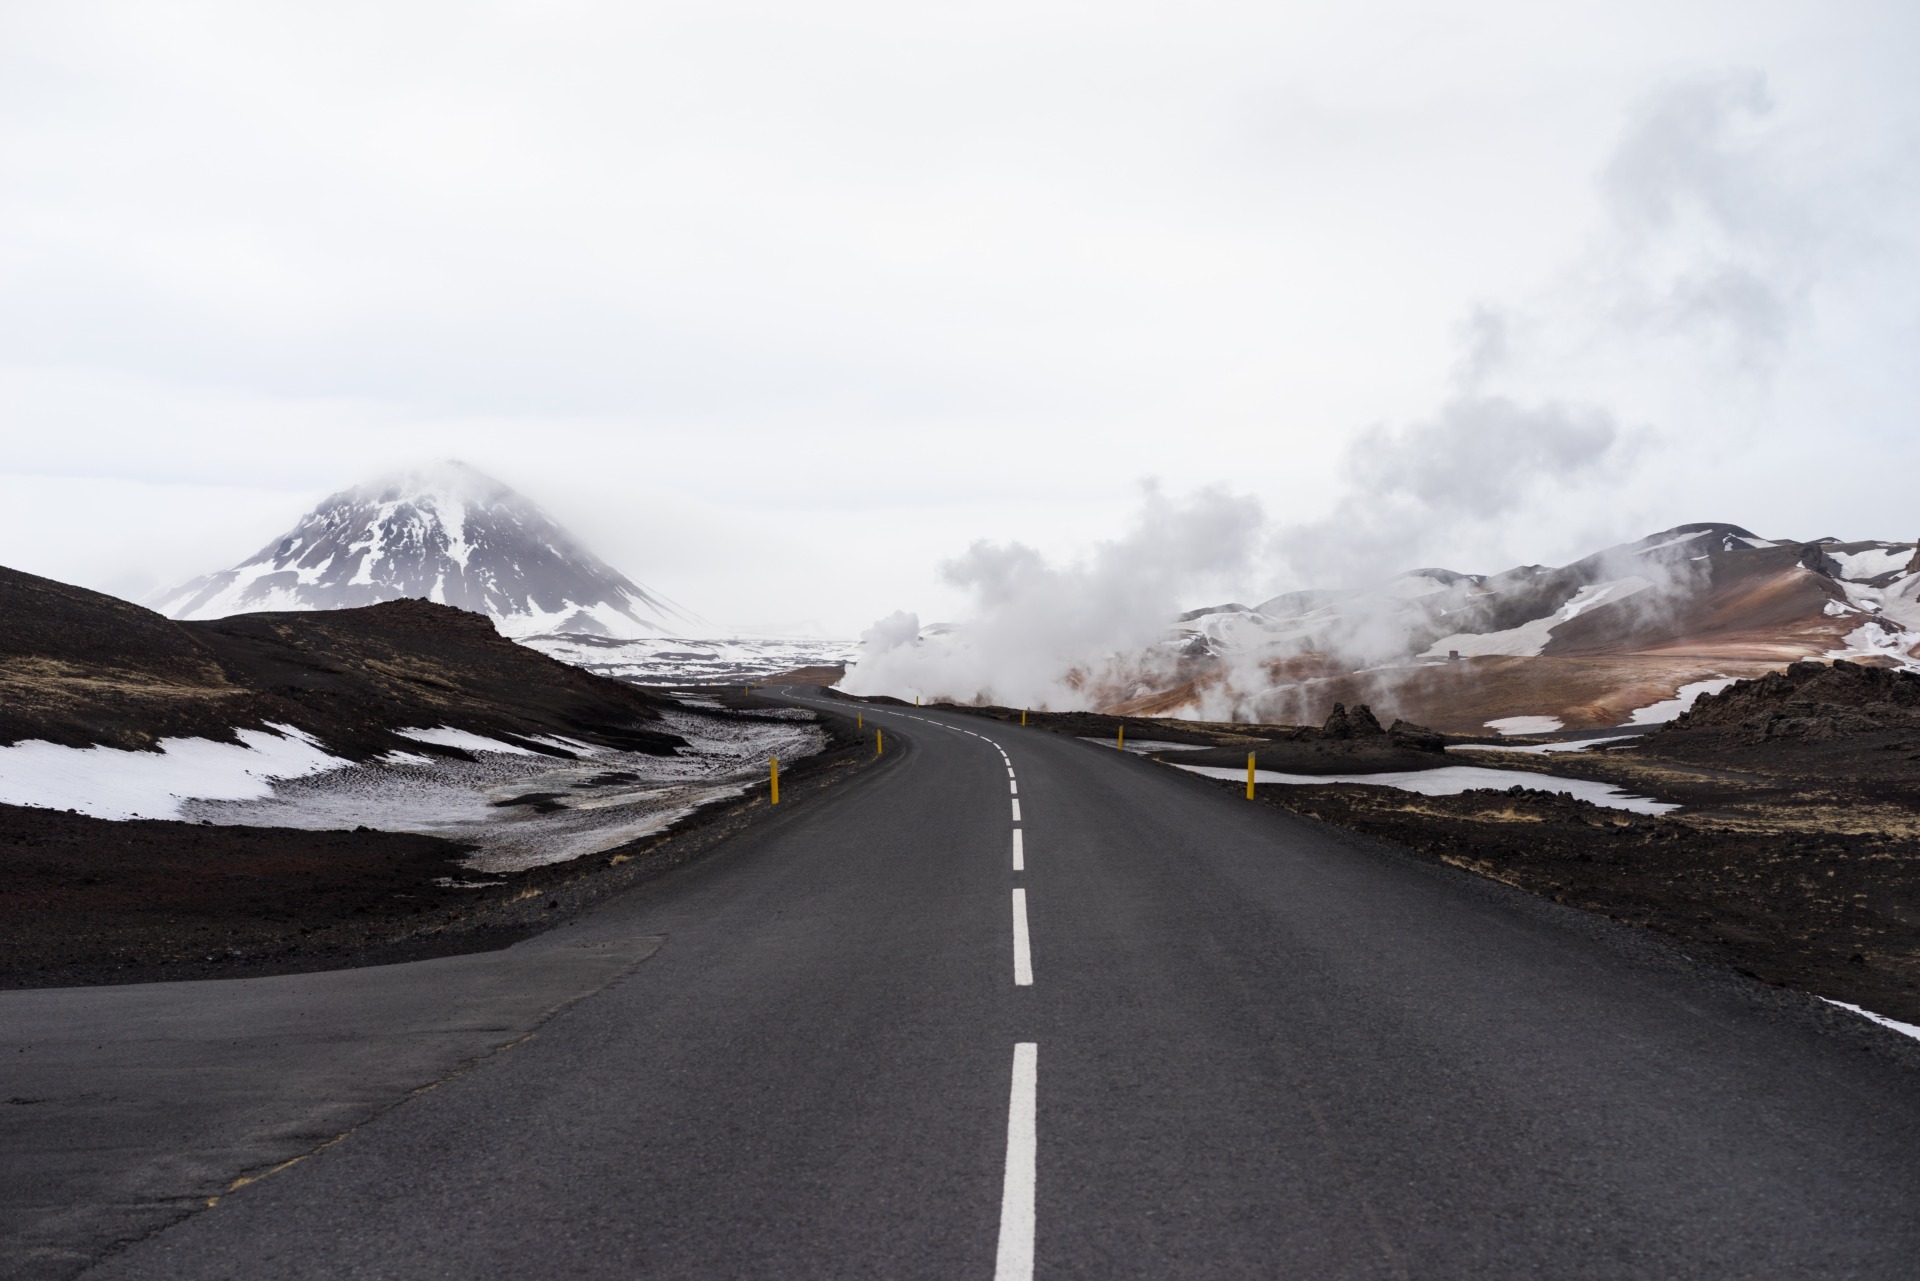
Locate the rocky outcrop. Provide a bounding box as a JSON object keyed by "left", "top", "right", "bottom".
{"left": 1387, "top": 719, "right": 1447, "bottom": 752}
{"left": 1321, "top": 702, "right": 1385, "bottom": 739}
{"left": 1797, "top": 543, "right": 1843, "bottom": 578}
{"left": 1661, "top": 659, "right": 1920, "bottom": 744}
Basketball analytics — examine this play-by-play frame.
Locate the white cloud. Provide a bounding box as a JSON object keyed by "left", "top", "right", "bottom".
{"left": 0, "top": 2, "right": 1916, "bottom": 631}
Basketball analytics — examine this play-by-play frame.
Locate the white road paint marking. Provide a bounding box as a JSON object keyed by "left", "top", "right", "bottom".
{"left": 1011, "top": 798, "right": 1022, "bottom": 822}
{"left": 994, "top": 1043, "right": 1039, "bottom": 1281}
{"left": 1011, "top": 888, "right": 1033, "bottom": 986}
{"left": 1010, "top": 779, "right": 1018, "bottom": 795}
{"left": 1012, "top": 829, "right": 1024, "bottom": 871}
{"left": 1007, "top": 767, "right": 1015, "bottom": 778}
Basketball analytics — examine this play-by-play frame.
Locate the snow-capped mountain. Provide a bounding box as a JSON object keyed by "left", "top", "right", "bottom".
{"left": 1130, "top": 523, "right": 1920, "bottom": 730}
{"left": 153, "top": 462, "right": 684, "bottom": 639}
{"left": 1175, "top": 524, "right": 1920, "bottom": 671}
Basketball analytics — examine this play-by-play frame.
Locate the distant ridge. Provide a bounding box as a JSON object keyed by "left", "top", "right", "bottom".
{"left": 152, "top": 462, "right": 684, "bottom": 639}
{"left": 1126, "top": 522, "right": 1920, "bottom": 730}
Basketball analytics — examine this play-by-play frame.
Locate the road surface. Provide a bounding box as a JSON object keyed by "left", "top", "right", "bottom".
{"left": 11, "top": 692, "right": 1920, "bottom": 1278}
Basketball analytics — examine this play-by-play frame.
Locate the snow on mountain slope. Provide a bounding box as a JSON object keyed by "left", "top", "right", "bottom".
{"left": 1110, "top": 525, "right": 1920, "bottom": 731}
{"left": 1417, "top": 578, "right": 1655, "bottom": 659}
{"left": 1172, "top": 525, "right": 1919, "bottom": 673}
{"left": 152, "top": 462, "right": 683, "bottom": 639}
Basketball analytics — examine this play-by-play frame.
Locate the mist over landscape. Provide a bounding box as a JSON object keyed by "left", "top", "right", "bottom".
{"left": 7, "top": 5, "right": 1920, "bottom": 1278}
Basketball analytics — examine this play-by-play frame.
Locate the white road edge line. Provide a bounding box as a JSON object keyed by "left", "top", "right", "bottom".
{"left": 1011, "top": 798, "right": 1022, "bottom": 822}
{"left": 1012, "top": 829, "right": 1024, "bottom": 872}
{"left": 994, "top": 1043, "right": 1039, "bottom": 1281}
{"left": 1011, "top": 888, "right": 1033, "bottom": 986}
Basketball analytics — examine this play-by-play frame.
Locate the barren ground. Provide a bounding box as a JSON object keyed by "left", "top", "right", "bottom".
{"left": 1, "top": 692, "right": 876, "bottom": 988}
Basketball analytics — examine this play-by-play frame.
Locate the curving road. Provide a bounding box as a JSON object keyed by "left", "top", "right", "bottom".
{"left": 16, "top": 692, "right": 1920, "bottom": 1278}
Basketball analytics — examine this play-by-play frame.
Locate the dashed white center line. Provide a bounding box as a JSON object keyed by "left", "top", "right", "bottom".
{"left": 1012, "top": 829, "right": 1024, "bottom": 872}
{"left": 994, "top": 1043, "right": 1039, "bottom": 1281}
{"left": 1011, "top": 888, "right": 1033, "bottom": 986}
{"left": 1011, "top": 798, "right": 1022, "bottom": 822}
{"left": 1009, "top": 779, "right": 1018, "bottom": 796}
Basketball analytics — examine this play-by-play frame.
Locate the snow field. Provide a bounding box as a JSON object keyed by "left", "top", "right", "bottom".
{"left": 1, "top": 706, "right": 826, "bottom": 872}
{"left": 1485, "top": 716, "right": 1565, "bottom": 736}
{"left": 1419, "top": 578, "right": 1652, "bottom": 660}
{"left": 1626, "top": 677, "right": 1741, "bottom": 725}
{"left": 0, "top": 725, "right": 347, "bottom": 821}
{"left": 1175, "top": 762, "right": 1677, "bottom": 814}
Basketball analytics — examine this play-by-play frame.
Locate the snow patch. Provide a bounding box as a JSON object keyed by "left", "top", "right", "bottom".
{"left": 1826, "top": 620, "right": 1920, "bottom": 671}
{"left": 0, "top": 724, "right": 349, "bottom": 820}
{"left": 395, "top": 726, "right": 542, "bottom": 756}
{"left": 1449, "top": 736, "right": 1639, "bottom": 755}
{"left": 523, "top": 634, "right": 858, "bottom": 685}
{"left": 1626, "top": 677, "right": 1740, "bottom": 725}
{"left": 1829, "top": 548, "right": 1910, "bottom": 582}
{"left": 1635, "top": 530, "right": 1712, "bottom": 556}
{"left": 1079, "top": 737, "right": 1212, "bottom": 755}
{"left": 1485, "top": 716, "right": 1564, "bottom": 736}
{"left": 1420, "top": 578, "right": 1651, "bottom": 660}
{"left": 186, "top": 707, "right": 825, "bottom": 873}
{"left": 1820, "top": 998, "right": 1920, "bottom": 1044}
{"left": 1175, "top": 763, "right": 1677, "bottom": 814}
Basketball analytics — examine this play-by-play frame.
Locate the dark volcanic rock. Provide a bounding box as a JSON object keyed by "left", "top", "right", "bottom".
{"left": 1796, "top": 542, "right": 1844, "bottom": 578}
{"left": 0, "top": 564, "right": 684, "bottom": 758}
{"left": 1387, "top": 719, "right": 1447, "bottom": 752}
{"left": 1321, "top": 702, "right": 1386, "bottom": 739}
{"left": 1166, "top": 707, "right": 1447, "bottom": 776}
{"left": 1659, "top": 659, "right": 1920, "bottom": 746}
{"left": 0, "top": 802, "right": 478, "bottom": 986}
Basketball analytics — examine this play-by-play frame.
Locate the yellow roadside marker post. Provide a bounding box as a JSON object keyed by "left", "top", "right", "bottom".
{"left": 1117, "top": 725, "right": 1125, "bottom": 751}
{"left": 770, "top": 758, "right": 779, "bottom": 805}
{"left": 1021, "top": 709, "right": 1027, "bottom": 726}
{"left": 1247, "top": 752, "right": 1256, "bottom": 800}
{"left": 876, "top": 730, "right": 884, "bottom": 755}
{"left": 857, "top": 712, "right": 863, "bottom": 729}
{"left": 916, "top": 695, "right": 920, "bottom": 707}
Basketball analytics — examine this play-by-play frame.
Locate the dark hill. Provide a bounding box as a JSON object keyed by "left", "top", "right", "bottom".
{"left": 1656, "top": 659, "right": 1920, "bottom": 747}
{"left": 0, "top": 565, "right": 682, "bottom": 759}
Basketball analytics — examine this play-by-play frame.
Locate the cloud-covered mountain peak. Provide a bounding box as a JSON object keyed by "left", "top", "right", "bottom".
{"left": 152, "top": 462, "right": 683, "bottom": 638}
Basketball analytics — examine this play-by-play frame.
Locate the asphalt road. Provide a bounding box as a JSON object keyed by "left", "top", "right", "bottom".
{"left": 3, "top": 936, "right": 665, "bottom": 1280}
{"left": 25, "top": 693, "right": 1920, "bottom": 1278}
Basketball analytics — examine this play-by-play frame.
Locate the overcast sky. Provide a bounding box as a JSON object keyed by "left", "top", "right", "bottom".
{"left": 3, "top": 1, "right": 1916, "bottom": 635}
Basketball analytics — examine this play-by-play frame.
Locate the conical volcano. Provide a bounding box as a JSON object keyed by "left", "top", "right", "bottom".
{"left": 152, "top": 462, "right": 681, "bottom": 638}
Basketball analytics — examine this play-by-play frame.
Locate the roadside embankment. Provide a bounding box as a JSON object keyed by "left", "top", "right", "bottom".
{"left": 1, "top": 692, "right": 883, "bottom": 989}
